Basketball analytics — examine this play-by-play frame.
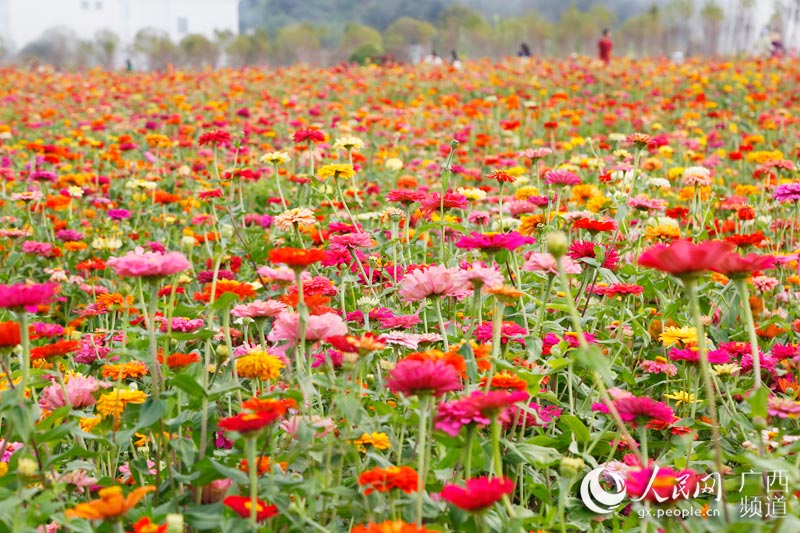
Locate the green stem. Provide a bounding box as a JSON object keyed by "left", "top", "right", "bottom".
{"left": 246, "top": 437, "right": 259, "bottom": 530}
{"left": 491, "top": 416, "right": 503, "bottom": 478}
{"left": 416, "top": 395, "right": 430, "bottom": 527}
{"left": 684, "top": 278, "right": 729, "bottom": 523}
{"left": 734, "top": 278, "right": 761, "bottom": 390}
{"left": 274, "top": 162, "right": 287, "bottom": 209}
{"left": 433, "top": 298, "right": 449, "bottom": 351}
{"left": 16, "top": 312, "right": 30, "bottom": 392}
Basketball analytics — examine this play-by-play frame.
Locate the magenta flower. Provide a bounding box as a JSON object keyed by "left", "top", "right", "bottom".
{"left": 456, "top": 262, "right": 505, "bottom": 290}
{"left": 107, "top": 247, "right": 191, "bottom": 278}
{"left": 441, "top": 476, "right": 515, "bottom": 512}
{"left": 420, "top": 192, "right": 469, "bottom": 218}
{"left": 398, "top": 265, "right": 469, "bottom": 302}
{"left": 773, "top": 182, "right": 800, "bottom": 202}
{"left": 544, "top": 169, "right": 581, "bottom": 186}
{"left": 474, "top": 320, "right": 527, "bottom": 345}
{"left": 455, "top": 231, "right": 534, "bottom": 253}
{"left": 613, "top": 395, "right": 674, "bottom": 428}
{"left": 386, "top": 359, "right": 462, "bottom": 397}
{"left": 0, "top": 282, "right": 58, "bottom": 313}
{"left": 329, "top": 232, "right": 374, "bottom": 249}
{"left": 435, "top": 397, "right": 491, "bottom": 436}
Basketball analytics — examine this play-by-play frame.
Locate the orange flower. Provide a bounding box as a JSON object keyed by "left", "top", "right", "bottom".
{"left": 241, "top": 396, "right": 298, "bottom": 415}
{"left": 193, "top": 280, "right": 256, "bottom": 303}
{"left": 480, "top": 371, "right": 527, "bottom": 391}
{"left": 129, "top": 517, "right": 167, "bottom": 533}
{"left": 358, "top": 466, "right": 418, "bottom": 495}
{"left": 0, "top": 321, "right": 21, "bottom": 347}
{"left": 30, "top": 339, "right": 80, "bottom": 360}
{"left": 101, "top": 361, "right": 149, "bottom": 380}
{"left": 164, "top": 352, "right": 201, "bottom": 368}
{"left": 406, "top": 349, "right": 466, "bottom": 378}
{"left": 268, "top": 247, "right": 326, "bottom": 269}
{"left": 239, "top": 456, "right": 287, "bottom": 475}
{"left": 352, "top": 520, "right": 433, "bottom": 533}
{"left": 65, "top": 485, "right": 155, "bottom": 520}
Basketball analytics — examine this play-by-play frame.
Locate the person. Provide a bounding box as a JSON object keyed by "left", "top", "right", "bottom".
{"left": 518, "top": 43, "right": 531, "bottom": 58}
{"left": 126, "top": 58, "right": 133, "bottom": 72}
{"left": 770, "top": 32, "right": 785, "bottom": 58}
{"left": 450, "top": 50, "right": 462, "bottom": 70}
{"left": 423, "top": 50, "right": 443, "bottom": 65}
{"left": 598, "top": 29, "right": 612, "bottom": 64}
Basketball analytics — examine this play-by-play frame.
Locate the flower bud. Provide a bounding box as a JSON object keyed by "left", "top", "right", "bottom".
{"left": 17, "top": 457, "right": 38, "bottom": 477}
{"left": 166, "top": 513, "right": 184, "bottom": 533}
{"left": 559, "top": 456, "right": 585, "bottom": 477}
{"left": 547, "top": 231, "right": 569, "bottom": 258}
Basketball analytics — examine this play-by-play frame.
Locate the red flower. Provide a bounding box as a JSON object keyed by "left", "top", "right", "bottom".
{"left": 573, "top": 218, "right": 616, "bottom": 234}
{"left": 30, "top": 339, "right": 80, "bottom": 360}
{"left": 0, "top": 321, "right": 21, "bottom": 347}
{"left": 268, "top": 247, "right": 326, "bottom": 269}
{"left": 218, "top": 411, "right": 282, "bottom": 435}
{"left": 712, "top": 252, "right": 775, "bottom": 278}
{"left": 637, "top": 239, "right": 735, "bottom": 278}
{"left": 198, "top": 130, "right": 231, "bottom": 147}
{"left": 487, "top": 170, "right": 515, "bottom": 183}
{"left": 441, "top": 476, "right": 514, "bottom": 512}
{"left": 293, "top": 128, "right": 325, "bottom": 143}
{"left": 222, "top": 495, "right": 278, "bottom": 521}
{"left": 129, "top": 517, "right": 166, "bottom": 533}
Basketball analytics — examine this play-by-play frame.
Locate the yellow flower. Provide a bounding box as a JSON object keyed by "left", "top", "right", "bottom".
{"left": 236, "top": 350, "right": 285, "bottom": 381}
{"left": 96, "top": 389, "right": 148, "bottom": 420}
{"left": 658, "top": 326, "right": 698, "bottom": 346}
{"left": 664, "top": 391, "right": 698, "bottom": 406}
{"left": 570, "top": 184, "right": 600, "bottom": 204}
{"left": 712, "top": 364, "right": 741, "bottom": 376}
{"left": 352, "top": 432, "right": 391, "bottom": 452}
{"left": 456, "top": 187, "right": 487, "bottom": 202}
{"left": 317, "top": 163, "right": 355, "bottom": 180}
{"left": 645, "top": 224, "right": 681, "bottom": 241}
{"left": 0, "top": 462, "right": 7, "bottom": 477}
{"left": 80, "top": 417, "right": 102, "bottom": 433}
{"left": 259, "top": 151, "right": 291, "bottom": 165}
{"left": 515, "top": 186, "right": 539, "bottom": 200}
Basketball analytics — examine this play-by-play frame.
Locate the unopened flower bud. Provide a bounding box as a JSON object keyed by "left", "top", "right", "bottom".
{"left": 547, "top": 231, "right": 569, "bottom": 258}
{"left": 17, "top": 457, "right": 38, "bottom": 477}
{"left": 559, "top": 456, "right": 585, "bottom": 477}
{"left": 166, "top": 513, "right": 184, "bottom": 533}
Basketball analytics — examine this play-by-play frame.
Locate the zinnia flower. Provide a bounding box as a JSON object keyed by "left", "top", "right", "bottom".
{"left": 638, "top": 240, "right": 735, "bottom": 278}
{"left": 268, "top": 247, "right": 326, "bottom": 269}
{"left": 107, "top": 248, "right": 190, "bottom": 278}
{"left": 455, "top": 231, "right": 534, "bottom": 253}
{"left": 358, "top": 466, "right": 419, "bottom": 495}
{"left": 398, "top": 265, "right": 469, "bottom": 302}
{"left": 65, "top": 485, "right": 155, "bottom": 520}
{"left": 613, "top": 395, "right": 674, "bottom": 428}
{"left": 441, "top": 476, "right": 515, "bottom": 512}
{"left": 222, "top": 495, "right": 278, "bottom": 521}
{"left": 0, "top": 282, "right": 58, "bottom": 313}
{"left": 268, "top": 311, "right": 347, "bottom": 344}
{"left": 386, "top": 358, "right": 462, "bottom": 397}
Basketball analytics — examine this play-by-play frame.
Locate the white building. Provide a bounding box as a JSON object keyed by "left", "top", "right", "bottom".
{"left": 0, "top": 0, "right": 239, "bottom": 51}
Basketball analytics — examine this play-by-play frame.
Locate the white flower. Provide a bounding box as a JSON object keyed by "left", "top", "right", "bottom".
{"left": 260, "top": 151, "right": 291, "bottom": 165}
{"left": 385, "top": 157, "right": 403, "bottom": 171}
{"left": 333, "top": 136, "right": 364, "bottom": 152}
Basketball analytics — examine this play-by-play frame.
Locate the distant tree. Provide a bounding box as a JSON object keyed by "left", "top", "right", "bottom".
{"left": 339, "top": 22, "right": 383, "bottom": 59}
{"left": 437, "top": 4, "right": 492, "bottom": 58}
{"left": 491, "top": 13, "right": 552, "bottom": 58}
{"left": 273, "top": 23, "right": 324, "bottom": 65}
{"left": 700, "top": 1, "right": 725, "bottom": 55}
{"left": 133, "top": 28, "right": 178, "bottom": 71}
{"left": 179, "top": 34, "right": 220, "bottom": 68}
{"left": 226, "top": 30, "right": 271, "bottom": 67}
{"left": 663, "top": 0, "right": 693, "bottom": 54}
{"left": 383, "top": 17, "right": 437, "bottom": 62}
{"left": 19, "top": 27, "right": 79, "bottom": 69}
{"left": 94, "top": 29, "right": 120, "bottom": 70}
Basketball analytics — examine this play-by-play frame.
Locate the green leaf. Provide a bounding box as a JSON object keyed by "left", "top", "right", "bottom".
{"left": 558, "top": 414, "right": 591, "bottom": 445}
{"left": 746, "top": 387, "right": 768, "bottom": 419}
{"left": 136, "top": 398, "right": 166, "bottom": 429}
{"left": 172, "top": 373, "right": 207, "bottom": 398}
{"left": 210, "top": 292, "right": 240, "bottom": 311}
{"left": 170, "top": 437, "right": 197, "bottom": 467}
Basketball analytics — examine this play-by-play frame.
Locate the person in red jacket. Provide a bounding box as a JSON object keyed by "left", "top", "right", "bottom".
{"left": 598, "top": 29, "right": 612, "bottom": 64}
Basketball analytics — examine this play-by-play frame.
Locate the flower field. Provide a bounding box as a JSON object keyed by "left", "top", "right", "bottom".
{"left": 0, "top": 57, "right": 799, "bottom": 532}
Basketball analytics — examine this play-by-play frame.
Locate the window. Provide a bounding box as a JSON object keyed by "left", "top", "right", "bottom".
{"left": 95, "top": 1, "right": 103, "bottom": 9}
{"left": 81, "top": 0, "right": 89, "bottom": 9}
{"left": 177, "top": 17, "right": 189, "bottom": 34}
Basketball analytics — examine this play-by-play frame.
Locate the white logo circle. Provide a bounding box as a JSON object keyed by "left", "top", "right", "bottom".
{"left": 579, "top": 467, "right": 627, "bottom": 514}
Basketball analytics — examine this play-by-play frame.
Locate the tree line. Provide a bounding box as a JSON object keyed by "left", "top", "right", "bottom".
{"left": 0, "top": 1, "right": 790, "bottom": 70}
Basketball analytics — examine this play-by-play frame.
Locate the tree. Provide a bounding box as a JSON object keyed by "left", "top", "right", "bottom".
{"left": 132, "top": 28, "right": 178, "bottom": 71}
{"left": 225, "top": 30, "right": 271, "bottom": 67}
{"left": 179, "top": 34, "right": 221, "bottom": 68}
{"left": 437, "top": 4, "right": 492, "bottom": 58}
{"left": 273, "top": 23, "right": 324, "bottom": 65}
{"left": 383, "top": 17, "right": 437, "bottom": 62}
{"left": 94, "top": 29, "right": 120, "bottom": 70}
{"left": 19, "top": 27, "right": 79, "bottom": 70}
{"left": 339, "top": 22, "right": 383, "bottom": 59}
{"left": 700, "top": 1, "right": 725, "bottom": 55}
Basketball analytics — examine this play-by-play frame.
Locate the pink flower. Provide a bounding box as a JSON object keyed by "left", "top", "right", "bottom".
{"left": 159, "top": 317, "right": 204, "bottom": 333}
{"left": 441, "top": 476, "right": 515, "bottom": 512}
{"left": 268, "top": 311, "right": 347, "bottom": 344}
{"left": 386, "top": 359, "right": 462, "bottom": 397}
{"left": 544, "top": 169, "right": 581, "bottom": 186}
{"left": 613, "top": 396, "right": 674, "bottom": 428}
{"left": 39, "top": 375, "right": 110, "bottom": 410}
{"left": 455, "top": 231, "right": 534, "bottom": 252}
{"left": 456, "top": 262, "right": 505, "bottom": 290}
{"left": 329, "top": 232, "right": 374, "bottom": 249}
{"left": 280, "top": 415, "right": 335, "bottom": 439}
{"left": 523, "top": 252, "right": 581, "bottom": 275}
{"left": 420, "top": 192, "right": 469, "bottom": 218}
{"left": 504, "top": 403, "right": 562, "bottom": 429}
{"left": 398, "top": 265, "right": 469, "bottom": 302}
{"left": 626, "top": 466, "right": 698, "bottom": 503}
{"left": 435, "top": 390, "right": 528, "bottom": 436}
{"left": 640, "top": 358, "right": 678, "bottom": 377}
{"left": 750, "top": 275, "right": 779, "bottom": 292}
{"left": 22, "top": 240, "right": 54, "bottom": 257}
{"left": 231, "top": 299, "right": 287, "bottom": 318}
{"left": 0, "top": 282, "right": 58, "bottom": 313}
{"left": 637, "top": 240, "right": 735, "bottom": 278}
{"left": 107, "top": 247, "right": 191, "bottom": 278}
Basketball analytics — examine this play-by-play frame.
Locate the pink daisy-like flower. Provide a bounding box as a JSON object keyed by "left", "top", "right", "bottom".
{"left": 231, "top": 299, "right": 287, "bottom": 318}
{"left": 640, "top": 357, "right": 678, "bottom": 377}
{"left": 268, "top": 311, "right": 347, "bottom": 344}
{"left": 544, "top": 169, "right": 581, "bottom": 186}
{"left": 474, "top": 320, "right": 527, "bottom": 345}
{"left": 107, "top": 247, "right": 191, "bottom": 278}
{"left": 504, "top": 402, "right": 562, "bottom": 429}
{"left": 523, "top": 252, "right": 581, "bottom": 275}
{"left": 626, "top": 466, "right": 698, "bottom": 503}
{"left": 457, "top": 262, "right": 505, "bottom": 290}
{"left": 568, "top": 240, "right": 620, "bottom": 270}
{"left": 613, "top": 396, "right": 674, "bottom": 428}
{"left": 419, "top": 192, "right": 469, "bottom": 218}
{"left": 39, "top": 375, "right": 110, "bottom": 410}
{"left": 0, "top": 282, "right": 58, "bottom": 313}
{"left": 455, "top": 231, "right": 534, "bottom": 253}
{"left": 767, "top": 397, "right": 800, "bottom": 418}
{"left": 386, "top": 358, "right": 462, "bottom": 397}
{"left": 329, "top": 232, "right": 375, "bottom": 249}
{"left": 398, "top": 265, "right": 469, "bottom": 302}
